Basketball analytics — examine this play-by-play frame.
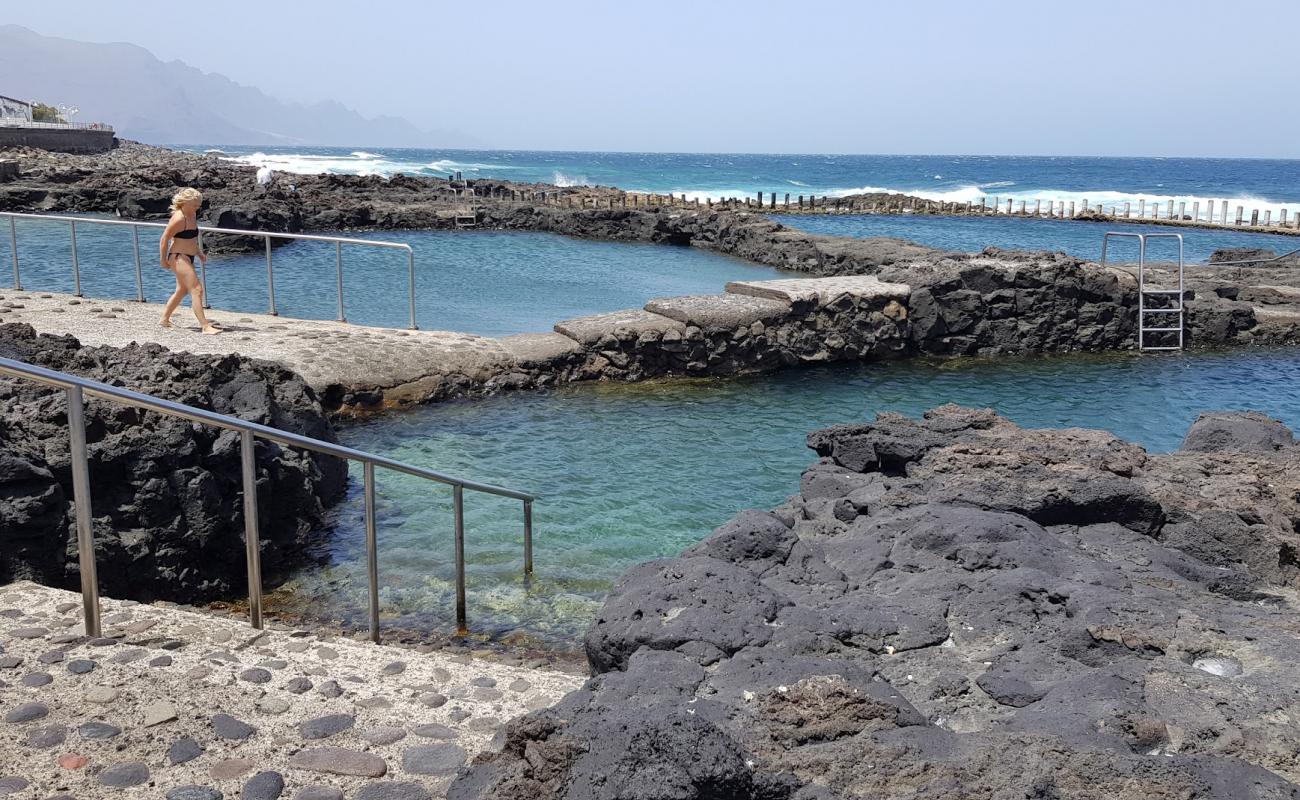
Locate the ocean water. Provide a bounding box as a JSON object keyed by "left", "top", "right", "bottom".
{"left": 0, "top": 221, "right": 785, "bottom": 335}
{"left": 185, "top": 145, "right": 1300, "bottom": 220}
{"left": 274, "top": 347, "right": 1300, "bottom": 647}
{"left": 780, "top": 214, "right": 1299, "bottom": 265}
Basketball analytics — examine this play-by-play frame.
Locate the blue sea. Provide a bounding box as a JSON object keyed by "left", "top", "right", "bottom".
{"left": 178, "top": 146, "right": 1300, "bottom": 264}
{"left": 185, "top": 145, "right": 1300, "bottom": 219}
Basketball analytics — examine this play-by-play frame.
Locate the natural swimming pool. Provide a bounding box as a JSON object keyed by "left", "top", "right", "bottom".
{"left": 0, "top": 221, "right": 786, "bottom": 335}
{"left": 780, "top": 213, "right": 1300, "bottom": 264}
{"left": 269, "top": 345, "right": 1300, "bottom": 648}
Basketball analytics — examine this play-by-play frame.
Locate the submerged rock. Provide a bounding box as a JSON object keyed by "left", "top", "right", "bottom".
{"left": 0, "top": 323, "right": 346, "bottom": 602}
{"left": 453, "top": 406, "right": 1300, "bottom": 800}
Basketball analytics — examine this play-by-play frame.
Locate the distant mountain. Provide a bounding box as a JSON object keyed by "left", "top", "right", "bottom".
{"left": 0, "top": 25, "right": 477, "bottom": 147}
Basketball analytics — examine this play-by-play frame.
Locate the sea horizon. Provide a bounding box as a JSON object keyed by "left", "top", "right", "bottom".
{"left": 170, "top": 144, "right": 1300, "bottom": 217}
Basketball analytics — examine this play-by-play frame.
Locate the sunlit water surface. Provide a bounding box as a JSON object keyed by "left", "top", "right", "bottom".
{"left": 269, "top": 347, "right": 1300, "bottom": 649}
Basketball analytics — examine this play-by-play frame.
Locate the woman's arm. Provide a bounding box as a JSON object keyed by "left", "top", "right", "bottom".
{"left": 159, "top": 213, "right": 183, "bottom": 266}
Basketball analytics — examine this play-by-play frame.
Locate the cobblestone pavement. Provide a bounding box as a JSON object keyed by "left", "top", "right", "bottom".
{"left": 0, "top": 582, "right": 585, "bottom": 799}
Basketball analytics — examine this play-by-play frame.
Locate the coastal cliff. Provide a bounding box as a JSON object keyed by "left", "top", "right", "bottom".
{"left": 449, "top": 406, "right": 1300, "bottom": 800}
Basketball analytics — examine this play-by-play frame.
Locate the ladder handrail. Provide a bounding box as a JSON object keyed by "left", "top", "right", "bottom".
{"left": 2, "top": 211, "right": 419, "bottom": 329}
{"left": 1101, "top": 232, "right": 1184, "bottom": 351}
{"left": 0, "top": 354, "right": 535, "bottom": 640}
{"left": 1208, "top": 247, "right": 1300, "bottom": 267}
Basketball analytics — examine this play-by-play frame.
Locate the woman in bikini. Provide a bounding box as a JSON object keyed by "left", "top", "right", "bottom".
{"left": 159, "top": 187, "right": 221, "bottom": 334}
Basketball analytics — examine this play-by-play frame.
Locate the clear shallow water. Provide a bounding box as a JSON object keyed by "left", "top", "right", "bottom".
{"left": 0, "top": 221, "right": 784, "bottom": 335}
{"left": 186, "top": 145, "right": 1300, "bottom": 217}
{"left": 276, "top": 347, "right": 1300, "bottom": 648}
{"left": 780, "top": 214, "right": 1300, "bottom": 265}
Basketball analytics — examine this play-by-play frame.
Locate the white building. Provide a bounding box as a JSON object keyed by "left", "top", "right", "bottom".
{"left": 0, "top": 95, "right": 33, "bottom": 122}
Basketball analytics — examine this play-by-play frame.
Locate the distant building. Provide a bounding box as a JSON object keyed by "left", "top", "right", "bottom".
{"left": 0, "top": 95, "right": 33, "bottom": 122}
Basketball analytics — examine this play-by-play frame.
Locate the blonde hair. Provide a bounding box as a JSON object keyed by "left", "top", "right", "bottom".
{"left": 171, "top": 187, "right": 202, "bottom": 212}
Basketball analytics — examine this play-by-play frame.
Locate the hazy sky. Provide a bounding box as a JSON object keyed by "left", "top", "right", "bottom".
{"left": 7, "top": 0, "right": 1297, "bottom": 157}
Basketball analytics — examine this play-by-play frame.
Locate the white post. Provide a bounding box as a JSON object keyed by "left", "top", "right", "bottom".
{"left": 1006, "top": 199, "right": 1013, "bottom": 215}
{"left": 1034, "top": 199, "right": 1041, "bottom": 216}
{"left": 1264, "top": 210, "right": 1272, "bottom": 226}
{"left": 1019, "top": 200, "right": 1026, "bottom": 215}
{"left": 1082, "top": 198, "right": 1089, "bottom": 213}
{"left": 1282, "top": 209, "right": 1289, "bottom": 227}
{"left": 1068, "top": 201, "right": 1076, "bottom": 218}
{"left": 1166, "top": 200, "right": 1174, "bottom": 219}
{"left": 1177, "top": 201, "right": 1185, "bottom": 220}
{"left": 1138, "top": 199, "right": 1146, "bottom": 218}
{"left": 1222, "top": 201, "right": 1229, "bottom": 225}
{"left": 1192, "top": 201, "right": 1200, "bottom": 222}
{"left": 1236, "top": 206, "right": 1244, "bottom": 225}
{"left": 1125, "top": 202, "right": 1132, "bottom": 218}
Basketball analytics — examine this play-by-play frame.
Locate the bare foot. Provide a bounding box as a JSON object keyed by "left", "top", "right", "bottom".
{"left": 160, "top": 318, "right": 173, "bottom": 328}
{"left": 201, "top": 324, "right": 222, "bottom": 335}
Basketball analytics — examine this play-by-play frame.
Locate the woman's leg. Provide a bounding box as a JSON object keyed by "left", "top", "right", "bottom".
{"left": 160, "top": 256, "right": 187, "bottom": 327}
{"left": 172, "top": 257, "right": 221, "bottom": 334}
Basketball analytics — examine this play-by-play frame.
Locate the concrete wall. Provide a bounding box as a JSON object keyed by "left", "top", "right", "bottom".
{"left": 0, "top": 127, "right": 116, "bottom": 154}
{"left": 0, "top": 160, "right": 18, "bottom": 182}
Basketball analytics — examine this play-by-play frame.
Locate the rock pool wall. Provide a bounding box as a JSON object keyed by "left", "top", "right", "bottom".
{"left": 0, "top": 323, "right": 347, "bottom": 602}
{"left": 449, "top": 407, "right": 1300, "bottom": 800}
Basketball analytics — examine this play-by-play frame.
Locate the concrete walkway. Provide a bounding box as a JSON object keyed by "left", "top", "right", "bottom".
{"left": 0, "top": 581, "right": 585, "bottom": 800}
{"left": 0, "top": 291, "right": 514, "bottom": 394}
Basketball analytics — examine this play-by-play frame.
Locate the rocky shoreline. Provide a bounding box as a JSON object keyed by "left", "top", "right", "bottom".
{"left": 450, "top": 406, "right": 1300, "bottom": 799}
{"left": 0, "top": 323, "right": 346, "bottom": 604}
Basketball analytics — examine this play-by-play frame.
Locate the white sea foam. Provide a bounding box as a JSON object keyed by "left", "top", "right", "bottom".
{"left": 553, "top": 171, "right": 591, "bottom": 187}
{"left": 221, "top": 150, "right": 517, "bottom": 179}
{"left": 819, "top": 183, "right": 1300, "bottom": 218}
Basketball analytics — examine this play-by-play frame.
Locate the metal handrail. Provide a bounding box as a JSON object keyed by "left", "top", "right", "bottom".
{"left": 2, "top": 212, "right": 419, "bottom": 329}
{"left": 0, "top": 355, "right": 535, "bottom": 640}
{"left": 1207, "top": 247, "right": 1300, "bottom": 266}
{"left": 1101, "top": 232, "right": 1185, "bottom": 351}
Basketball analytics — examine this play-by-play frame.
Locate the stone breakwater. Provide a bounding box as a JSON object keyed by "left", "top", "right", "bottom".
{"left": 0, "top": 323, "right": 346, "bottom": 603}
{"left": 449, "top": 407, "right": 1300, "bottom": 800}
{"left": 0, "top": 581, "right": 584, "bottom": 800}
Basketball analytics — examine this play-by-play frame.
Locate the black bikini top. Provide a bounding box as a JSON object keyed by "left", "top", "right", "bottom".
{"left": 174, "top": 217, "right": 198, "bottom": 240}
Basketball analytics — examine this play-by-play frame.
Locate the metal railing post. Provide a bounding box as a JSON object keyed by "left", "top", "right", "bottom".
{"left": 65, "top": 385, "right": 101, "bottom": 637}
{"left": 407, "top": 247, "right": 417, "bottom": 330}
{"left": 131, "top": 226, "right": 144, "bottom": 302}
{"left": 240, "top": 429, "right": 264, "bottom": 629}
{"left": 454, "top": 484, "right": 467, "bottom": 635}
{"left": 8, "top": 216, "right": 18, "bottom": 290}
{"left": 265, "top": 236, "right": 277, "bottom": 316}
{"left": 69, "top": 220, "right": 82, "bottom": 296}
{"left": 198, "top": 231, "right": 211, "bottom": 308}
{"left": 364, "top": 461, "right": 380, "bottom": 643}
{"left": 523, "top": 498, "right": 534, "bottom": 579}
{"left": 335, "top": 241, "right": 346, "bottom": 322}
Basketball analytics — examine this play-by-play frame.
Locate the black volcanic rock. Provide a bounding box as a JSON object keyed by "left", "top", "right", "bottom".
{"left": 0, "top": 323, "right": 345, "bottom": 602}
{"left": 453, "top": 406, "right": 1300, "bottom": 800}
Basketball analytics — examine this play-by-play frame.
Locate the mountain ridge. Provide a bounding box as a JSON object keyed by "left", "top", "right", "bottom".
{"left": 0, "top": 25, "right": 477, "bottom": 148}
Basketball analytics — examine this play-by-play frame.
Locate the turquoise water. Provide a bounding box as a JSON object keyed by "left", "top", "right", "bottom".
{"left": 0, "top": 221, "right": 785, "bottom": 335}
{"left": 781, "top": 213, "right": 1299, "bottom": 266}
{"left": 277, "top": 347, "right": 1300, "bottom": 648}
{"left": 187, "top": 147, "right": 1300, "bottom": 219}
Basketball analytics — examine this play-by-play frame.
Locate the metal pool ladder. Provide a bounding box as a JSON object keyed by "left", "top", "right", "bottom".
{"left": 0, "top": 355, "right": 536, "bottom": 642}
{"left": 1100, "top": 232, "right": 1185, "bottom": 351}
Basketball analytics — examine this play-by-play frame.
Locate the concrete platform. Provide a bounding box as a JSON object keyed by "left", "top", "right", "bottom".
{"left": 553, "top": 309, "right": 685, "bottom": 345}
{"left": 644, "top": 294, "right": 790, "bottom": 330}
{"left": 0, "top": 291, "right": 514, "bottom": 392}
{"left": 496, "top": 332, "right": 584, "bottom": 367}
{"left": 725, "top": 275, "right": 911, "bottom": 306}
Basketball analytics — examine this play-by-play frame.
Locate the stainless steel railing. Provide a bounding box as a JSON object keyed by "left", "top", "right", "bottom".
{"left": 0, "top": 355, "right": 536, "bottom": 640}
{"left": 1, "top": 211, "right": 420, "bottom": 329}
